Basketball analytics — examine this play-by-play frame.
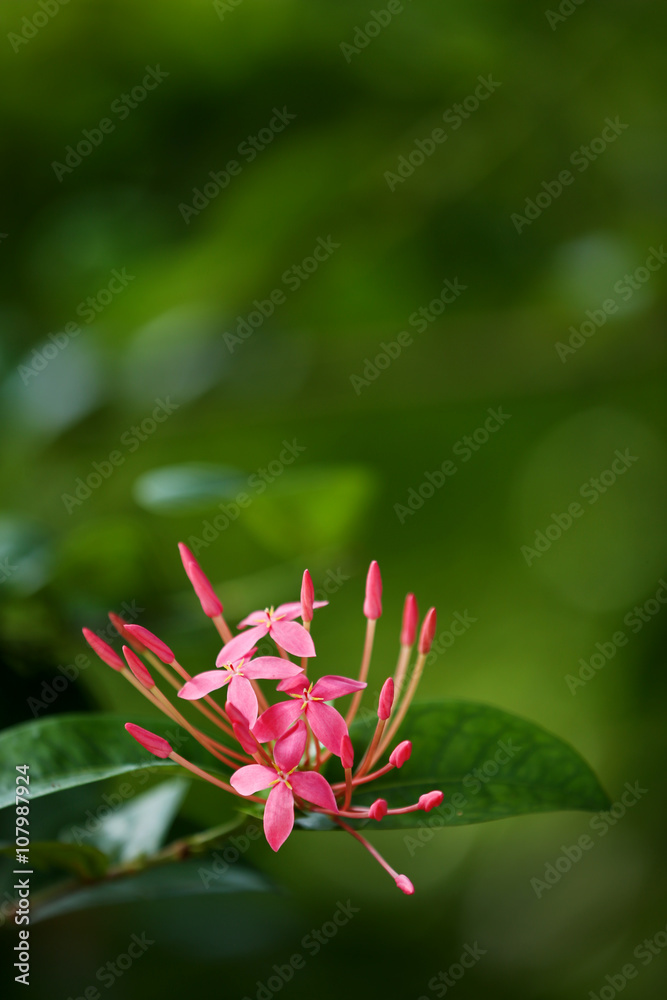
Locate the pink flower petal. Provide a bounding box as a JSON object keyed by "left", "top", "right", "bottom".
{"left": 178, "top": 670, "right": 230, "bottom": 700}
{"left": 237, "top": 609, "right": 270, "bottom": 629}
{"left": 290, "top": 771, "right": 338, "bottom": 812}
{"left": 216, "top": 625, "right": 267, "bottom": 665}
{"left": 274, "top": 600, "right": 328, "bottom": 621}
{"left": 264, "top": 781, "right": 294, "bottom": 851}
{"left": 273, "top": 720, "right": 307, "bottom": 772}
{"left": 276, "top": 675, "right": 310, "bottom": 694}
{"left": 269, "top": 619, "right": 316, "bottom": 658}
{"left": 252, "top": 699, "right": 303, "bottom": 743}
{"left": 230, "top": 764, "right": 274, "bottom": 796}
{"left": 243, "top": 656, "right": 304, "bottom": 680}
{"left": 311, "top": 674, "right": 367, "bottom": 700}
{"left": 306, "top": 701, "right": 349, "bottom": 756}
{"left": 227, "top": 675, "right": 259, "bottom": 728}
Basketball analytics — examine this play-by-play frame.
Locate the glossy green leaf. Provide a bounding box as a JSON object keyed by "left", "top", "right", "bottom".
{"left": 0, "top": 714, "right": 232, "bottom": 811}
{"left": 0, "top": 840, "right": 109, "bottom": 880}
{"left": 69, "top": 778, "right": 190, "bottom": 865}
{"left": 333, "top": 700, "right": 610, "bottom": 830}
{"left": 30, "top": 855, "right": 274, "bottom": 924}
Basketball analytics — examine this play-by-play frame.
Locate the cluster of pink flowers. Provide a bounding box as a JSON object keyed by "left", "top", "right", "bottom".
{"left": 82, "top": 545, "right": 442, "bottom": 894}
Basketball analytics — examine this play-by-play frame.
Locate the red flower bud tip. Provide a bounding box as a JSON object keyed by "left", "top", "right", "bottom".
{"left": 82, "top": 628, "right": 124, "bottom": 671}
{"left": 394, "top": 874, "right": 415, "bottom": 895}
{"left": 178, "top": 542, "right": 223, "bottom": 618}
{"left": 122, "top": 645, "right": 154, "bottom": 689}
{"left": 400, "top": 593, "right": 419, "bottom": 646}
{"left": 368, "top": 799, "right": 388, "bottom": 821}
{"left": 419, "top": 791, "right": 443, "bottom": 812}
{"left": 124, "top": 723, "right": 172, "bottom": 758}
{"left": 340, "top": 734, "right": 354, "bottom": 770}
{"left": 108, "top": 612, "right": 132, "bottom": 639}
{"left": 301, "top": 569, "right": 314, "bottom": 623}
{"left": 389, "top": 740, "right": 412, "bottom": 769}
{"left": 124, "top": 624, "right": 174, "bottom": 664}
{"left": 418, "top": 607, "right": 437, "bottom": 654}
{"left": 378, "top": 677, "right": 394, "bottom": 720}
{"left": 363, "top": 560, "right": 382, "bottom": 620}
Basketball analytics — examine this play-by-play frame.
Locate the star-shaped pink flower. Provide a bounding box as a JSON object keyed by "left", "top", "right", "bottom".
{"left": 216, "top": 601, "right": 327, "bottom": 663}
{"left": 178, "top": 655, "right": 303, "bottom": 727}
{"left": 230, "top": 721, "right": 338, "bottom": 850}
{"left": 252, "top": 674, "right": 366, "bottom": 757}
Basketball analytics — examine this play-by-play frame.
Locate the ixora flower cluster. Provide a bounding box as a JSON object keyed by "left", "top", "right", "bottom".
{"left": 82, "top": 545, "right": 442, "bottom": 895}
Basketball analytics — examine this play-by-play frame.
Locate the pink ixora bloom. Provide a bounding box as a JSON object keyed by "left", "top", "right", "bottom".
{"left": 252, "top": 674, "right": 366, "bottom": 756}
{"left": 230, "top": 721, "right": 338, "bottom": 851}
{"left": 216, "top": 600, "right": 327, "bottom": 663}
{"left": 178, "top": 655, "right": 303, "bottom": 727}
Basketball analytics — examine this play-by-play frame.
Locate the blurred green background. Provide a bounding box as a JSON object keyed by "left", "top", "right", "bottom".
{"left": 1, "top": 0, "right": 666, "bottom": 997}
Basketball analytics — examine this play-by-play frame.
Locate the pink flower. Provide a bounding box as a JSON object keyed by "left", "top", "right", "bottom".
{"left": 216, "top": 601, "right": 326, "bottom": 663}
{"left": 178, "top": 655, "right": 303, "bottom": 727}
{"left": 230, "top": 721, "right": 338, "bottom": 850}
{"left": 252, "top": 674, "right": 366, "bottom": 756}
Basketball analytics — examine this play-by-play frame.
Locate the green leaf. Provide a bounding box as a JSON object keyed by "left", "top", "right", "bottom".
{"left": 30, "top": 855, "right": 274, "bottom": 924}
{"left": 0, "top": 714, "right": 232, "bottom": 810}
{"left": 0, "top": 840, "right": 109, "bottom": 880}
{"left": 67, "top": 778, "right": 190, "bottom": 865}
{"left": 334, "top": 700, "right": 610, "bottom": 830}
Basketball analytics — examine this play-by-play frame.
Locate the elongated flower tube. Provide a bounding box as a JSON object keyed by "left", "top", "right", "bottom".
{"left": 363, "top": 560, "right": 382, "bottom": 620}
{"left": 301, "top": 569, "right": 314, "bottom": 624}
{"left": 82, "top": 629, "right": 124, "bottom": 671}
{"left": 124, "top": 624, "right": 174, "bottom": 664}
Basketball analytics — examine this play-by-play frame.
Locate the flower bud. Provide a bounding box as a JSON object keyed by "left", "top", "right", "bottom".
{"left": 389, "top": 740, "right": 412, "bottom": 769}
{"left": 122, "top": 646, "right": 154, "bottom": 689}
{"left": 418, "top": 607, "right": 437, "bottom": 654}
{"left": 301, "top": 569, "right": 314, "bottom": 623}
{"left": 378, "top": 677, "right": 394, "bottom": 721}
{"left": 82, "top": 628, "right": 123, "bottom": 671}
{"left": 394, "top": 874, "right": 415, "bottom": 895}
{"left": 400, "top": 593, "right": 418, "bottom": 646}
{"left": 178, "top": 542, "right": 223, "bottom": 618}
{"left": 125, "top": 624, "right": 174, "bottom": 664}
{"left": 363, "top": 560, "right": 382, "bottom": 620}
{"left": 418, "top": 790, "right": 443, "bottom": 812}
{"left": 124, "top": 723, "right": 172, "bottom": 758}
{"left": 368, "top": 799, "right": 388, "bottom": 821}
